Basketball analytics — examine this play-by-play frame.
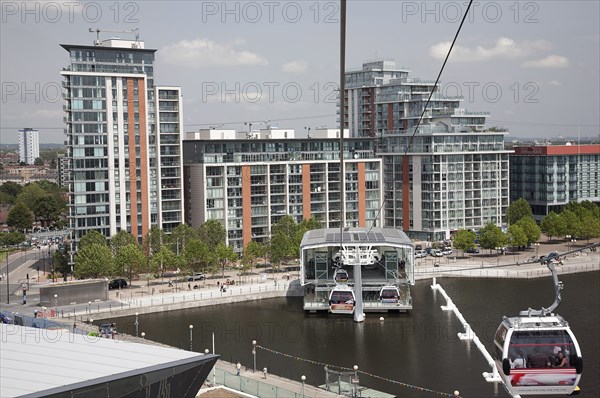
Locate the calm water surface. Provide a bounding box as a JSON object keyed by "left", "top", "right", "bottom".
{"left": 119, "top": 272, "right": 599, "bottom": 398}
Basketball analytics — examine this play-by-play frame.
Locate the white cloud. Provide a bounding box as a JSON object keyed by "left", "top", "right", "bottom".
{"left": 429, "top": 38, "right": 552, "bottom": 61}
{"left": 161, "top": 38, "right": 268, "bottom": 68}
{"left": 282, "top": 60, "right": 308, "bottom": 75}
{"left": 521, "top": 55, "right": 570, "bottom": 69}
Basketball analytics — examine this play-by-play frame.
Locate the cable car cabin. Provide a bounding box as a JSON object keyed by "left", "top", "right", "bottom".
{"left": 328, "top": 286, "right": 355, "bottom": 315}
{"left": 493, "top": 316, "right": 582, "bottom": 396}
{"left": 379, "top": 286, "right": 400, "bottom": 304}
{"left": 333, "top": 268, "right": 349, "bottom": 284}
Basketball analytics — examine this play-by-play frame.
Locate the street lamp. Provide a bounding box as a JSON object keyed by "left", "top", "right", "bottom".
{"left": 353, "top": 365, "right": 359, "bottom": 398}
{"left": 135, "top": 312, "right": 139, "bottom": 337}
{"left": 189, "top": 324, "right": 194, "bottom": 351}
{"left": 495, "top": 247, "right": 501, "bottom": 267}
{"left": 301, "top": 375, "right": 306, "bottom": 397}
{"left": 54, "top": 294, "right": 58, "bottom": 317}
{"left": 571, "top": 238, "right": 576, "bottom": 251}
{"left": 252, "top": 340, "right": 257, "bottom": 373}
{"left": 534, "top": 242, "right": 540, "bottom": 260}
{"left": 141, "top": 332, "right": 145, "bottom": 340}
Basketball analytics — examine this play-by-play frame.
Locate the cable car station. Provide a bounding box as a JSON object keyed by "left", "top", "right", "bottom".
{"left": 300, "top": 227, "right": 415, "bottom": 321}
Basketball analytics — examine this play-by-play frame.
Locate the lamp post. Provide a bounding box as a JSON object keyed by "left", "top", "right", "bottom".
{"left": 135, "top": 312, "right": 139, "bottom": 337}
{"left": 353, "top": 365, "right": 359, "bottom": 398}
{"left": 534, "top": 242, "right": 540, "bottom": 260}
{"left": 495, "top": 247, "right": 501, "bottom": 267}
{"left": 252, "top": 340, "right": 257, "bottom": 373}
{"left": 301, "top": 375, "right": 306, "bottom": 397}
{"left": 571, "top": 238, "right": 576, "bottom": 252}
{"left": 189, "top": 324, "right": 194, "bottom": 351}
{"left": 5, "top": 246, "right": 9, "bottom": 304}
{"left": 87, "top": 301, "right": 91, "bottom": 314}
{"left": 54, "top": 294, "right": 58, "bottom": 316}
{"left": 141, "top": 331, "right": 145, "bottom": 340}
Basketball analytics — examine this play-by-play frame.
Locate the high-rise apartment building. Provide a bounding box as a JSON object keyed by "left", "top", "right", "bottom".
{"left": 510, "top": 144, "right": 600, "bottom": 220}
{"left": 18, "top": 128, "right": 40, "bottom": 165}
{"left": 61, "top": 38, "right": 184, "bottom": 245}
{"left": 183, "top": 129, "right": 383, "bottom": 254}
{"left": 344, "top": 61, "right": 511, "bottom": 240}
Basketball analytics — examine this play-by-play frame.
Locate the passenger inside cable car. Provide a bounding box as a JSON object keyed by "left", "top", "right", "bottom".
{"left": 329, "top": 291, "right": 355, "bottom": 305}
{"left": 510, "top": 331, "right": 576, "bottom": 369}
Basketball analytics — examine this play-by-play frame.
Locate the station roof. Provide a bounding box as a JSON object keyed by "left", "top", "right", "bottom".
{"left": 0, "top": 324, "right": 215, "bottom": 397}
{"left": 300, "top": 227, "right": 412, "bottom": 249}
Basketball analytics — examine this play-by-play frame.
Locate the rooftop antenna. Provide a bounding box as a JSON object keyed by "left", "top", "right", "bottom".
{"left": 89, "top": 27, "right": 141, "bottom": 47}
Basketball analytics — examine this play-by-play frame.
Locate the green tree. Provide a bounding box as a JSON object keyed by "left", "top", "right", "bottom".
{"left": 183, "top": 238, "right": 213, "bottom": 273}
{"left": 478, "top": 222, "right": 507, "bottom": 252}
{"left": 142, "top": 226, "right": 166, "bottom": 257}
{"left": 16, "top": 183, "right": 46, "bottom": 210}
{"left": 215, "top": 242, "right": 238, "bottom": 278}
{"left": 515, "top": 217, "right": 541, "bottom": 245}
{"left": 79, "top": 230, "right": 107, "bottom": 249}
{"left": 115, "top": 243, "right": 147, "bottom": 282}
{"left": 198, "top": 220, "right": 226, "bottom": 250}
{"left": 577, "top": 208, "right": 600, "bottom": 242}
{"left": 507, "top": 198, "right": 534, "bottom": 225}
{"left": 0, "top": 181, "right": 22, "bottom": 205}
{"left": 507, "top": 224, "right": 528, "bottom": 248}
{"left": 170, "top": 223, "right": 198, "bottom": 255}
{"left": 242, "top": 240, "right": 265, "bottom": 275}
{"left": 111, "top": 230, "right": 137, "bottom": 255}
{"left": 294, "top": 218, "right": 322, "bottom": 256}
{"left": 453, "top": 229, "right": 477, "bottom": 254}
{"left": 270, "top": 216, "right": 298, "bottom": 264}
{"left": 558, "top": 209, "right": 579, "bottom": 238}
{"left": 49, "top": 158, "right": 57, "bottom": 169}
{"left": 6, "top": 202, "right": 34, "bottom": 230}
{"left": 540, "top": 211, "right": 564, "bottom": 242}
{"left": 75, "top": 243, "right": 114, "bottom": 278}
{"left": 34, "top": 157, "right": 44, "bottom": 166}
{"left": 0, "top": 231, "right": 26, "bottom": 246}
{"left": 53, "top": 249, "right": 71, "bottom": 277}
{"left": 32, "top": 194, "right": 63, "bottom": 227}
{"left": 150, "top": 246, "right": 181, "bottom": 277}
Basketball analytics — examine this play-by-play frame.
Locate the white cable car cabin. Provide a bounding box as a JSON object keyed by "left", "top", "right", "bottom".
{"left": 493, "top": 261, "right": 582, "bottom": 396}
{"left": 333, "top": 268, "right": 349, "bottom": 283}
{"left": 379, "top": 285, "right": 400, "bottom": 304}
{"left": 328, "top": 285, "right": 355, "bottom": 315}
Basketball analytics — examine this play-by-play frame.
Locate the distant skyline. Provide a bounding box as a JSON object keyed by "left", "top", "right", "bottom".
{"left": 1, "top": 1, "right": 599, "bottom": 144}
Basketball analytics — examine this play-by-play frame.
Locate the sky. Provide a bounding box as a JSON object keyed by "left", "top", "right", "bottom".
{"left": 1, "top": 0, "right": 599, "bottom": 144}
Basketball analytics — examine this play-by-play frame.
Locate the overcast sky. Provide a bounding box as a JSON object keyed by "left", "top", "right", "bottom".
{"left": 1, "top": 0, "right": 598, "bottom": 144}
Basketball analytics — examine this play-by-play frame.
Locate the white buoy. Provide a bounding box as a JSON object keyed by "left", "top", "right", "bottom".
{"left": 453, "top": 390, "right": 460, "bottom": 396}
{"left": 379, "top": 317, "right": 384, "bottom": 321}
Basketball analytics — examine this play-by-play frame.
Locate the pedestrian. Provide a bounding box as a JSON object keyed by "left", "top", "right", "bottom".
{"left": 188, "top": 283, "right": 191, "bottom": 290}
{"left": 236, "top": 362, "right": 241, "bottom": 376}
{"left": 34, "top": 309, "right": 38, "bottom": 318}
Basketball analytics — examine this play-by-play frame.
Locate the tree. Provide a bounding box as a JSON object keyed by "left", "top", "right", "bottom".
{"left": 558, "top": 210, "right": 580, "bottom": 238}
{"left": 183, "top": 238, "right": 213, "bottom": 273}
{"left": 0, "top": 231, "right": 26, "bottom": 246}
{"left": 53, "top": 249, "right": 70, "bottom": 277}
{"left": 540, "top": 211, "right": 564, "bottom": 242}
{"left": 49, "top": 159, "right": 57, "bottom": 169}
{"left": 478, "top": 222, "right": 507, "bottom": 252}
{"left": 111, "top": 230, "right": 137, "bottom": 255}
{"left": 34, "top": 157, "right": 44, "bottom": 166}
{"left": 75, "top": 243, "right": 114, "bottom": 278}
{"left": 294, "top": 218, "right": 322, "bottom": 256}
{"left": 242, "top": 240, "right": 264, "bottom": 275}
{"left": 215, "top": 242, "right": 237, "bottom": 278}
{"left": 271, "top": 216, "right": 298, "bottom": 264}
{"left": 507, "top": 198, "right": 534, "bottom": 225}
{"left": 515, "top": 217, "right": 541, "bottom": 245}
{"left": 150, "top": 246, "right": 182, "bottom": 277}
{"left": 115, "top": 243, "right": 147, "bottom": 282}
{"left": 198, "top": 220, "right": 226, "bottom": 250}
{"left": 142, "top": 226, "right": 166, "bottom": 257}
{"left": 507, "top": 224, "right": 528, "bottom": 248}
{"left": 453, "top": 229, "right": 477, "bottom": 254}
{"left": 32, "top": 194, "right": 63, "bottom": 227}
{"left": 576, "top": 208, "right": 600, "bottom": 242}
{"left": 6, "top": 202, "right": 34, "bottom": 230}
{"left": 16, "top": 183, "right": 46, "bottom": 211}
{"left": 0, "top": 181, "right": 22, "bottom": 205}
{"left": 170, "top": 223, "right": 198, "bottom": 255}
{"left": 79, "top": 230, "right": 107, "bottom": 249}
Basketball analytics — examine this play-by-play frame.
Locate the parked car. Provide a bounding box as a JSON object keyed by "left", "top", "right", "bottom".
{"left": 431, "top": 249, "right": 443, "bottom": 257}
{"left": 187, "top": 272, "right": 206, "bottom": 281}
{"left": 415, "top": 250, "right": 427, "bottom": 258}
{"left": 465, "top": 247, "right": 480, "bottom": 254}
{"left": 108, "top": 278, "right": 128, "bottom": 289}
{"left": 442, "top": 248, "right": 453, "bottom": 255}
